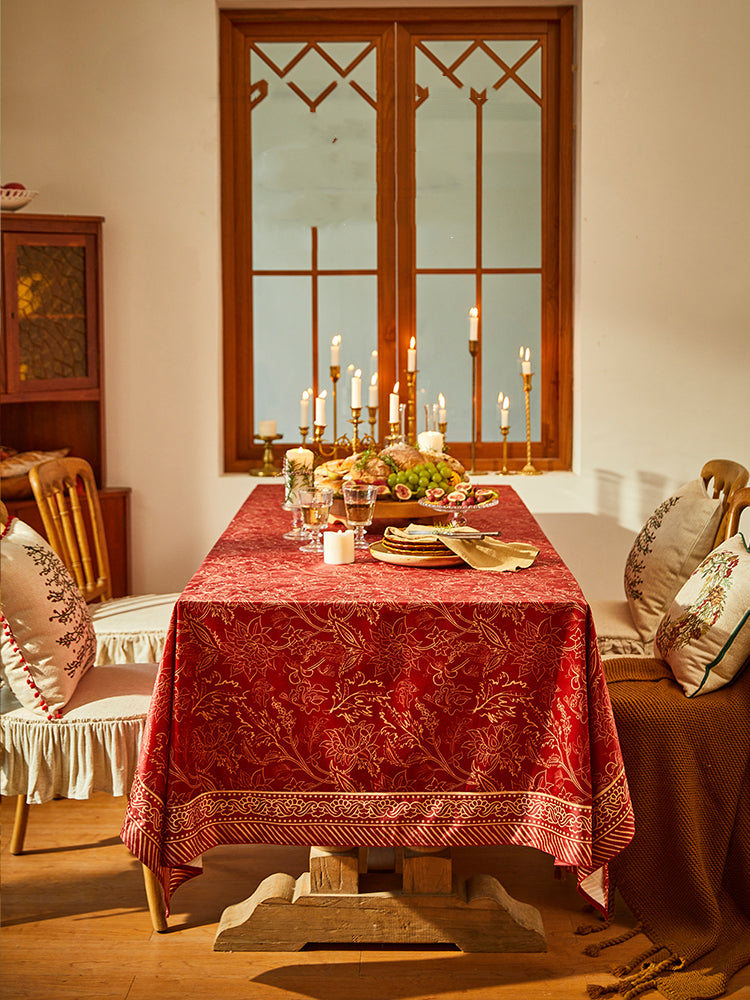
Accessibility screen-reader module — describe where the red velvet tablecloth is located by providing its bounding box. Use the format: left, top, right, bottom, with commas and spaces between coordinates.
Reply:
121, 485, 633, 914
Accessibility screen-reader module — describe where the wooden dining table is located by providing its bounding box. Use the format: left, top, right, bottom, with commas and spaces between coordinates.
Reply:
121, 484, 634, 951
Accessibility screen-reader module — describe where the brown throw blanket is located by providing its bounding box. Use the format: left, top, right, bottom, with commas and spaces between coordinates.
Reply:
585, 657, 750, 1000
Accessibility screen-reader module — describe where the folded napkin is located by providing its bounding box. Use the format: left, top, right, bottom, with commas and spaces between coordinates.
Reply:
389, 524, 539, 572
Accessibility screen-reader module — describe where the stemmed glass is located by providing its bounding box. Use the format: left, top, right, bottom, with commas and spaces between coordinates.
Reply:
281, 454, 313, 541
298, 487, 334, 553
342, 482, 379, 549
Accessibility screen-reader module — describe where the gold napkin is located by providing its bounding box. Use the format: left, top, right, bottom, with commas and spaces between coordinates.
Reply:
389, 524, 539, 572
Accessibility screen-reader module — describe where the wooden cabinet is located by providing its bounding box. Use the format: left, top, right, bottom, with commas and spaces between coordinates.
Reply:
1, 213, 131, 597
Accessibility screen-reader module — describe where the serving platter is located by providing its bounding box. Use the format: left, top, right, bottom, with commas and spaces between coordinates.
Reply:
368, 540, 464, 568
330, 498, 442, 524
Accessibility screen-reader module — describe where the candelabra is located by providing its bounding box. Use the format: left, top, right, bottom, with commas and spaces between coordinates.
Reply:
311, 408, 377, 460
299, 425, 309, 447
521, 372, 542, 475
330, 365, 340, 450
249, 432, 283, 477
499, 426, 511, 475
406, 370, 417, 446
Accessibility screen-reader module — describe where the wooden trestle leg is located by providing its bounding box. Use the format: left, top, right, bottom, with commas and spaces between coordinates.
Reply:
213, 845, 546, 953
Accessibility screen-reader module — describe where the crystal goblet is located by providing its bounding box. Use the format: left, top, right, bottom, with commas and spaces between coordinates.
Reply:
342, 482, 379, 549
281, 453, 313, 541
298, 487, 334, 553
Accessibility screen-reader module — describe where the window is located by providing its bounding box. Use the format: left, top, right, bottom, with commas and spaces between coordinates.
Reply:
220, 7, 574, 471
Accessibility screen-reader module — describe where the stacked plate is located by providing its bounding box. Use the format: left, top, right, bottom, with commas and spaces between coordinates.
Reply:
369, 528, 464, 568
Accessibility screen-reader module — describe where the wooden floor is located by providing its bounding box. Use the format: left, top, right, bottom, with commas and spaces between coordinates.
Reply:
2, 794, 749, 1000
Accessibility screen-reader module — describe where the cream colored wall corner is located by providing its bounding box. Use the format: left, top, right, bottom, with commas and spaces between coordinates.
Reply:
2, 0, 748, 601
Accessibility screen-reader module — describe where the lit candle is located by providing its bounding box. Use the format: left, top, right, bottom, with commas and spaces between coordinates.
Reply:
351, 369, 362, 408
258, 420, 277, 438
389, 382, 400, 424
519, 346, 525, 369
438, 392, 447, 423
300, 390, 310, 427
330, 335, 341, 367
522, 348, 531, 375
407, 336, 416, 372
469, 307, 479, 341
315, 390, 327, 426
369, 373, 378, 407
501, 395, 510, 428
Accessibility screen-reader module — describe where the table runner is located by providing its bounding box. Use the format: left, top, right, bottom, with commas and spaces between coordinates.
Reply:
121, 485, 633, 914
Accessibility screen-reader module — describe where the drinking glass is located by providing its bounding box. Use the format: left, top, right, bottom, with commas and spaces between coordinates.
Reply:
281, 454, 312, 541
342, 482, 379, 549
298, 487, 334, 552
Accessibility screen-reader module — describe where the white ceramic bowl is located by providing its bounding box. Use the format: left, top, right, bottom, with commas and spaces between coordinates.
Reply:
1, 189, 38, 211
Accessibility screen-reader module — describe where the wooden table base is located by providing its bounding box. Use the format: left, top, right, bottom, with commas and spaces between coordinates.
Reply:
213, 846, 546, 953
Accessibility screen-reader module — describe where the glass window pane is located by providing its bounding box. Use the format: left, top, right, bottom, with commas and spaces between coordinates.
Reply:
480, 274, 540, 441
318, 275, 378, 415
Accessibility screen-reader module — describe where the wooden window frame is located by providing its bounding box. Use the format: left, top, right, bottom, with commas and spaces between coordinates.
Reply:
220, 6, 574, 472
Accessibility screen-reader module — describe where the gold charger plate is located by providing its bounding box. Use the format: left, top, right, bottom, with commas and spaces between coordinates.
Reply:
369, 540, 464, 568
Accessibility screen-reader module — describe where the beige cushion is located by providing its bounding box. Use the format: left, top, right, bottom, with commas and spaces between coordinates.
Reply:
1, 517, 95, 718
590, 599, 652, 658
89, 593, 178, 665
1, 661, 158, 803
656, 533, 750, 697
624, 479, 722, 643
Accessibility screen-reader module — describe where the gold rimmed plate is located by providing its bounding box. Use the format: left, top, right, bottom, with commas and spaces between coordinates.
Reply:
369, 540, 464, 568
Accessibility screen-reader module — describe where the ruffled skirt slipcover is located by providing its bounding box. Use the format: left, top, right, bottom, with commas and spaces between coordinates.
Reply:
589, 598, 653, 659
1, 662, 158, 804
89, 594, 179, 665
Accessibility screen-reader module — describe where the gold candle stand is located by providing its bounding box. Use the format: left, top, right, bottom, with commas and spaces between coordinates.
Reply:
521, 372, 542, 475
249, 433, 283, 477
386, 421, 401, 447
500, 426, 511, 475
367, 406, 378, 445
406, 370, 417, 446
330, 365, 340, 450
299, 425, 309, 447
439, 421, 448, 454
468, 341, 489, 475
349, 407, 363, 453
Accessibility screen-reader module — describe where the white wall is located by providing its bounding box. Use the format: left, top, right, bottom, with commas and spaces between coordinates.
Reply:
2, 0, 748, 601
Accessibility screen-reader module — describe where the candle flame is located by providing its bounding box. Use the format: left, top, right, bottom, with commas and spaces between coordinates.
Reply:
470, 307, 478, 318
497, 391, 504, 406
503, 395, 510, 410
354, 368, 361, 378
332, 335, 341, 346
302, 390, 309, 400
320, 389, 327, 399
393, 381, 400, 394
519, 346, 525, 359
438, 392, 445, 407
371, 349, 378, 359
409, 336, 416, 349
525, 348, 530, 362
371, 373, 378, 386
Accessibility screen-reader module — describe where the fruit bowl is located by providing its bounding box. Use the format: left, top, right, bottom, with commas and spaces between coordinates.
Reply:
1, 188, 38, 211
418, 486, 499, 527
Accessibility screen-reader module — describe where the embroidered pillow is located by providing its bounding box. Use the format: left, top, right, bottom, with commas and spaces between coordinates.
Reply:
656, 533, 750, 697
624, 479, 722, 642
0, 517, 95, 719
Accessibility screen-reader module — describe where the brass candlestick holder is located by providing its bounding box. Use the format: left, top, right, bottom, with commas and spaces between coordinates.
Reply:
439, 421, 448, 453
521, 372, 542, 475
330, 365, 340, 450
386, 420, 401, 447
349, 407, 364, 454
249, 433, 283, 477
500, 425, 511, 475
367, 405, 377, 444
467, 341, 489, 475
312, 408, 377, 460
406, 370, 417, 446
299, 425, 309, 447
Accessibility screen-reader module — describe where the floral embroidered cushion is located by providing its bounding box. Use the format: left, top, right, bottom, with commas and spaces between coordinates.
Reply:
624, 479, 722, 642
1, 517, 95, 719
656, 532, 750, 696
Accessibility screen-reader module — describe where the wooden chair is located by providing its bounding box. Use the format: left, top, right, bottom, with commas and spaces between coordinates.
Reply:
29, 457, 179, 666
591, 459, 749, 658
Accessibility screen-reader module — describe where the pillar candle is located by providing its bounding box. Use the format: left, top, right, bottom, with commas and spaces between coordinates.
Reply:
300, 391, 310, 427
469, 308, 479, 341
389, 382, 400, 423
522, 348, 531, 375
501, 396, 510, 427
351, 369, 362, 408
369, 373, 378, 407
258, 420, 277, 438
324, 529, 355, 565
407, 336, 416, 372
315, 391, 327, 426
438, 393, 447, 423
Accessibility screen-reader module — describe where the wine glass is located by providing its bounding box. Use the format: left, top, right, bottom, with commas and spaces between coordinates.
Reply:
281, 454, 313, 541
342, 482, 379, 549
298, 487, 334, 552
